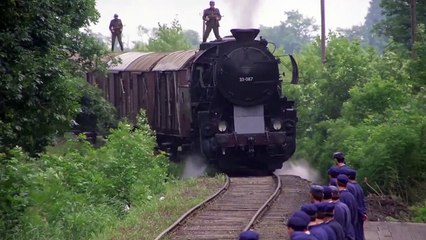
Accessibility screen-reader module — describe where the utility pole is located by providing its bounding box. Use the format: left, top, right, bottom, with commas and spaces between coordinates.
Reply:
321, 0, 326, 64
410, 0, 417, 57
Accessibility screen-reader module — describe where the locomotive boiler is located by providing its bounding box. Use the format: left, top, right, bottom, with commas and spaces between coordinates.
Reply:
87, 28, 298, 175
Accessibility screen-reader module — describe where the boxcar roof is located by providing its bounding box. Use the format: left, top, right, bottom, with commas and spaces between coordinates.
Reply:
125, 52, 169, 72
108, 52, 150, 72
152, 50, 197, 71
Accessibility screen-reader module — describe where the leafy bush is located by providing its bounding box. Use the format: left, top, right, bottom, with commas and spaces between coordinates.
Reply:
1, 111, 170, 239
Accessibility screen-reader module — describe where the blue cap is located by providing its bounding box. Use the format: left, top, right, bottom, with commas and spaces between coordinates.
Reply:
345, 168, 357, 179
337, 174, 349, 185
328, 167, 340, 178
287, 211, 310, 230
239, 230, 259, 240
329, 185, 339, 198
301, 203, 317, 217
316, 202, 327, 213
292, 210, 311, 223
324, 202, 335, 213
323, 186, 332, 199
310, 185, 324, 195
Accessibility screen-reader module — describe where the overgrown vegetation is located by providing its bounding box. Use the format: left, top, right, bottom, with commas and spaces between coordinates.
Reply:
95, 176, 224, 240
1, 113, 170, 239
134, 19, 192, 52
281, 0, 426, 222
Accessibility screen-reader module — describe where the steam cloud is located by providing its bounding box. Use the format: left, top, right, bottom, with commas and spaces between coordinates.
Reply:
223, 0, 261, 28
275, 159, 322, 183
181, 154, 208, 179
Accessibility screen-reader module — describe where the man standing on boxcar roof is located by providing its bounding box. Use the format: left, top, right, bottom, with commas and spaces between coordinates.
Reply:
109, 14, 124, 52
202, 1, 222, 42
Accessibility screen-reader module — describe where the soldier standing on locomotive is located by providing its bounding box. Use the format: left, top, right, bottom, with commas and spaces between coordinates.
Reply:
202, 1, 222, 42
109, 14, 124, 52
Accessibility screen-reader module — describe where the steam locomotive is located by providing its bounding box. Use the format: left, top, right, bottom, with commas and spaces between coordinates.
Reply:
87, 28, 298, 175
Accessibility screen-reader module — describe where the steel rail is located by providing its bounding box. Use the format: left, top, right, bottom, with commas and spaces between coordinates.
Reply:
154, 175, 230, 240
243, 173, 282, 231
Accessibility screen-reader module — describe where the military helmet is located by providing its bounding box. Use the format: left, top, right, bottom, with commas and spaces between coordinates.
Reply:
333, 152, 345, 160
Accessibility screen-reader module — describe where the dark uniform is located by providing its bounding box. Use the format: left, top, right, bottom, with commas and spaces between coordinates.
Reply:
345, 169, 367, 240
287, 211, 319, 240
316, 203, 337, 240
300, 204, 328, 240
337, 174, 361, 239
109, 14, 124, 51
324, 202, 346, 240
324, 186, 355, 240
202, 1, 222, 42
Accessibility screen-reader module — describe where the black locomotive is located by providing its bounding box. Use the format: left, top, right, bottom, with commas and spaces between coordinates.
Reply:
190, 29, 298, 174
87, 28, 298, 175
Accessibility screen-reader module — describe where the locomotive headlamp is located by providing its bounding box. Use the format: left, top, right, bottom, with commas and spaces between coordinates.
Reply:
218, 121, 228, 133
272, 119, 282, 131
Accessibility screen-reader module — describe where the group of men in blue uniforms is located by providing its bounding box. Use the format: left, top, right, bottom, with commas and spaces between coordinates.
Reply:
239, 151, 367, 240
286, 151, 367, 240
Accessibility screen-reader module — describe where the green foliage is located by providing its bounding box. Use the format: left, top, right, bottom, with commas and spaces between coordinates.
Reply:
342, 77, 409, 124
377, 0, 426, 49
74, 81, 118, 135
337, 0, 388, 52
0, 112, 170, 239
0, 148, 36, 237
408, 24, 426, 90
135, 19, 192, 52
288, 35, 376, 139
260, 10, 319, 53
184, 29, 201, 48
292, 31, 426, 202
0, 0, 107, 154
412, 201, 426, 223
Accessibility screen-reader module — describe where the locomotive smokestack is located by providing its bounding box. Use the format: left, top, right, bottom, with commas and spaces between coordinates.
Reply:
230, 28, 260, 42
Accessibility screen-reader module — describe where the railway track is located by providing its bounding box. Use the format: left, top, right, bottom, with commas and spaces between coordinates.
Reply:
252, 175, 312, 239
155, 174, 281, 240
155, 174, 311, 240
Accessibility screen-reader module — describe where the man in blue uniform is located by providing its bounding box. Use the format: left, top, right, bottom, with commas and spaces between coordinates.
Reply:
337, 174, 360, 239
316, 202, 337, 240
202, 1, 222, 42
309, 185, 324, 203
323, 202, 345, 240
326, 186, 355, 240
345, 169, 367, 240
300, 204, 328, 240
328, 167, 340, 186
286, 211, 319, 240
328, 152, 352, 176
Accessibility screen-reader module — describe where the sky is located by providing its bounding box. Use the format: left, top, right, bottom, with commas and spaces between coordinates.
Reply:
90, 0, 372, 47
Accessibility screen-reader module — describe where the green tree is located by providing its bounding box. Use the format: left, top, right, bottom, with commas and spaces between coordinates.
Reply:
135, 19, 192, 52
260, 10, 319, 53
0, 0, 106, 155
184, 29, 201, 48
337, 0, 388, 52
377, 0, 426, 49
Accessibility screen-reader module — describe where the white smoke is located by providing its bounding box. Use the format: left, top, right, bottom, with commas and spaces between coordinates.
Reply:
181, 154, 208, 179
223, 0, 261, 28
274, 159, 322, 183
